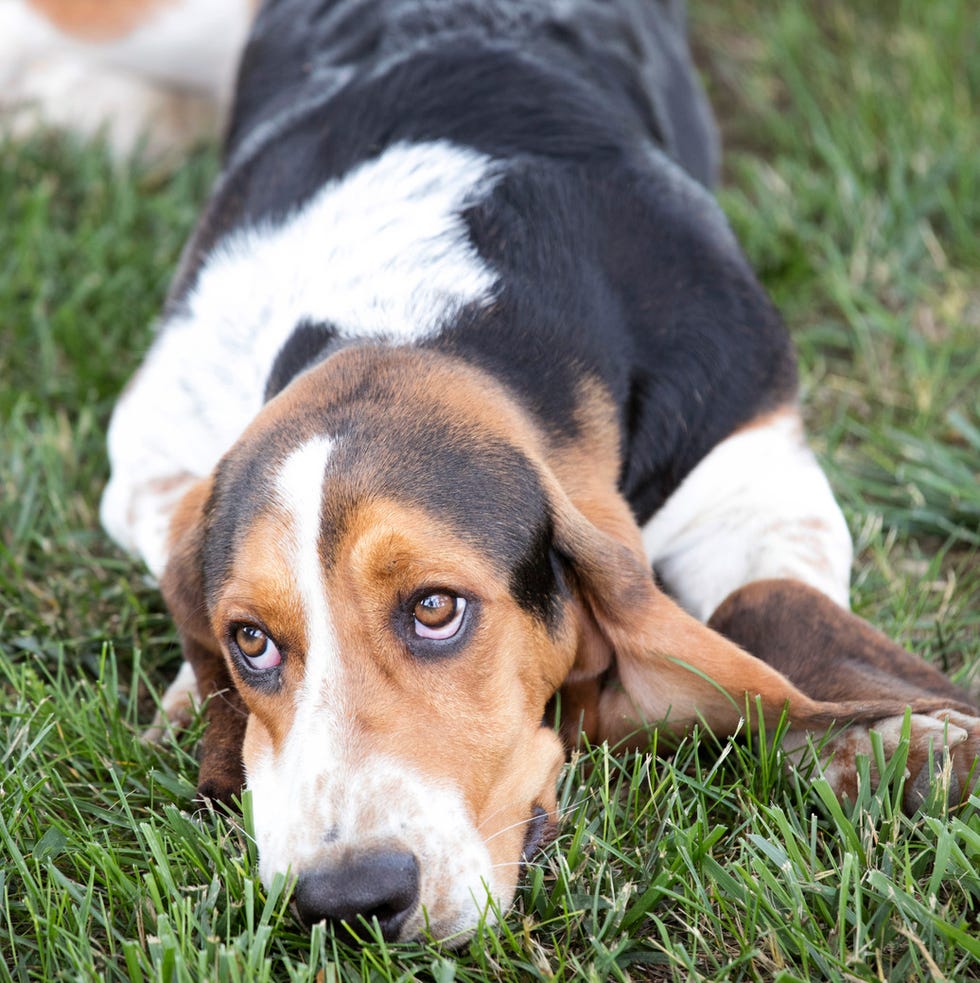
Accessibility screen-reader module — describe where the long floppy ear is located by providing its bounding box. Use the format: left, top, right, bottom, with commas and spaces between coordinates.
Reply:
708, 579, 976, 714
159, 478, 248, 806
549, 491, 955, 748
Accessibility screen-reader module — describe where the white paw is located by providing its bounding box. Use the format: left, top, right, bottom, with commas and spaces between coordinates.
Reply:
142, 660, 200, 743
903, 708, 980, 809
1, 55, 218, 161
787, 708, 980, 811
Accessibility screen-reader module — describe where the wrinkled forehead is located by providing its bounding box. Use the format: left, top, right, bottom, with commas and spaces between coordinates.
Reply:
200, 364, 561, 619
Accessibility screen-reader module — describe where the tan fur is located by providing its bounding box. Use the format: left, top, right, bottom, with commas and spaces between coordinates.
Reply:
170, 350, 900, 794
211, 515, 311, 752
707, 579, 975, 713
28, 0, 173, 40
233, 493, 571, 892
158, 344, 978, 919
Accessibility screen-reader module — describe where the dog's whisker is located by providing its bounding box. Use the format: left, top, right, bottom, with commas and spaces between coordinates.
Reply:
490, 860, 546, 873
476, 795, 572, 834
482, 802, 577, 845
476, 800, 515, 833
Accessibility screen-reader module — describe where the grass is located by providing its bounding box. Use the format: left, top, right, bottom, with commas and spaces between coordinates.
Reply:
1, 0, 978, 979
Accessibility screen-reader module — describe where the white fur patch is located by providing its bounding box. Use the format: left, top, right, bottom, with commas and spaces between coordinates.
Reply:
83, 0, 248, 96
245, 437, 497, 941
248, 748, 497, 941
101, 140, 499, 573
1, 0, 248, 96
642, 410, 853, 621
783, 710, 978, 809
173, 140, 499, 401
0, 0, 246, 157
0, 56, 219, 160
274, 437, 341, 706
141, 659, 200, 743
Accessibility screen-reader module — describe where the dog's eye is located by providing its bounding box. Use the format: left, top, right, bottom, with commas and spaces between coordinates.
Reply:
233, 624, 282, 670
413, 593, 466, 640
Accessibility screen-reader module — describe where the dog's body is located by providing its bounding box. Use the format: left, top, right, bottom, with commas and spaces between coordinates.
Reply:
9, 0, 978, 945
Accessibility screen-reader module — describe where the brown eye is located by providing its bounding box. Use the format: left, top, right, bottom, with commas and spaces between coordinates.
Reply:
413, 593, 466, 640
233, 625, 281, 670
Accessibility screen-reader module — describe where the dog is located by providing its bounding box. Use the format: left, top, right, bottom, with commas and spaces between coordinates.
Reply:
8, 0, 978, 946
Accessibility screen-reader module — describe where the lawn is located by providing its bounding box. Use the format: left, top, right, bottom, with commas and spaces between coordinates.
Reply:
1, 0, 978, 980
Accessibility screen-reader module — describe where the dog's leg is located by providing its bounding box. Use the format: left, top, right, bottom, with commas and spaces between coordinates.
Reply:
709, 579, 979, 809
638, 406, 979, 806
641, 407, 853, 622
552, 476, 959, 749
101, 463, 200, 582
101, 408, 212, 743
101, 316, 256, 581
142, 659, 200, 743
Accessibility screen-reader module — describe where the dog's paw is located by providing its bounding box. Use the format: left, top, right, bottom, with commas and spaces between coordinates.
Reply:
901, 709, 980, 811
1, 54, 219, 163
790, 709, 980, 812
142, 660, 201, 743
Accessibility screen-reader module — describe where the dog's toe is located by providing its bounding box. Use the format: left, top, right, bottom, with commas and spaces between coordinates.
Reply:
862, 710, 980, 812
903, 708, 980, 811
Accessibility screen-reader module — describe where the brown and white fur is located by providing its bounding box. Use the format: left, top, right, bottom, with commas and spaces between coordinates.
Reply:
8, 0, 977, 947
0, 0, 253, 157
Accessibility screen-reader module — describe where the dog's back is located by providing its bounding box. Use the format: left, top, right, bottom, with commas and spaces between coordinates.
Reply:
229, 0, 717, 180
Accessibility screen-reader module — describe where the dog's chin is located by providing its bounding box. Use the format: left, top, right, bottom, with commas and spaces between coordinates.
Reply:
387, 801, 559, 946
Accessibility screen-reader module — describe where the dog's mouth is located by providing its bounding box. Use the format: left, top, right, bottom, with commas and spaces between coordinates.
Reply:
520, 804, 555, 870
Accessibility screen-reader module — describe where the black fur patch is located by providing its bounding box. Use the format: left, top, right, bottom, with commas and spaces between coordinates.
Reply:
169, 0, 718, 303
182, 0, 799, 608
322, 408, 568, 626
508, 519, 568, 628
205, 348, 571, 629
442, 160, 797, 518
265, 320, 342, 401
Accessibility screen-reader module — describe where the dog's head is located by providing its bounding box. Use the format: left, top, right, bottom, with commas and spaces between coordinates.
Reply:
159, 344, 653, 942
160, 343, 834, 941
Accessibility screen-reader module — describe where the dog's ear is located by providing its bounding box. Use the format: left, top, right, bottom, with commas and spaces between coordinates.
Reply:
160, 479, 214, 651
160, 478, 247, 806
549, 490, 899, 746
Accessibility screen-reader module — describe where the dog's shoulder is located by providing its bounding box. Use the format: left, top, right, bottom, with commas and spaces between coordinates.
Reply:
176, 0, 715, 277
448, 155, 798, 517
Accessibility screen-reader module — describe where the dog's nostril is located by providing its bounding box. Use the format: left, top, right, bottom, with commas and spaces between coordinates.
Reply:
293, 848, 420, 942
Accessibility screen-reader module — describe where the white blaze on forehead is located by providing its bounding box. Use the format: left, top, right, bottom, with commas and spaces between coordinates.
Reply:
273, 435, 338, 704
248, 435, 347, 887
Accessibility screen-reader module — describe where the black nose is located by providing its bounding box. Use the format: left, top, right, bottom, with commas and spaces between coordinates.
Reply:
293, 848, 420, 942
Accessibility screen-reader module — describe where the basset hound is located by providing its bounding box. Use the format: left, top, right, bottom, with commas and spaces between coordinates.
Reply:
9, 0, 978, 947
